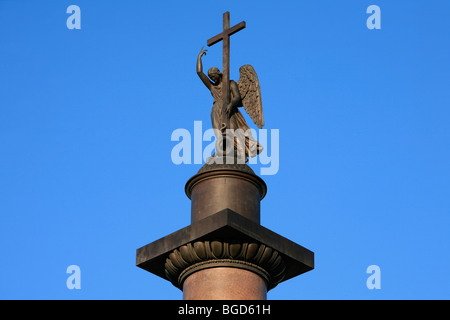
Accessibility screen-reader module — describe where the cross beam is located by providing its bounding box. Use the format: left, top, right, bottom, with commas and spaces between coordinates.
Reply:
207, 12, 246, 129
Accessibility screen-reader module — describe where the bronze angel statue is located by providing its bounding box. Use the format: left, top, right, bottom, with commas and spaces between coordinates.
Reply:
196, 47, 264, 163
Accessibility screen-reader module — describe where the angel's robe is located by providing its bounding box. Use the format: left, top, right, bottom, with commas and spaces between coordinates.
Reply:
210, 80, 263, 159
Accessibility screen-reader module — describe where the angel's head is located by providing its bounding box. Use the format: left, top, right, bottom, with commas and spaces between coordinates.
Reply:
208, 67, 222, 84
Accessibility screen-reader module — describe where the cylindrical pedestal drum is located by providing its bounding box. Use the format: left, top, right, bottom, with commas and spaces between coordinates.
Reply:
182, 163, 269, 300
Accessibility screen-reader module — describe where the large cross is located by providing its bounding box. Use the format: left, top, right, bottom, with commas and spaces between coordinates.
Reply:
207, 12, 246, 129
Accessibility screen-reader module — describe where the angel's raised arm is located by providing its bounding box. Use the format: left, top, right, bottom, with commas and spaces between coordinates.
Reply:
196, 47, 212, 91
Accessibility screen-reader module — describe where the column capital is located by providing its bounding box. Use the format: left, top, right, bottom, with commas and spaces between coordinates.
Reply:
165, 241, 286, 290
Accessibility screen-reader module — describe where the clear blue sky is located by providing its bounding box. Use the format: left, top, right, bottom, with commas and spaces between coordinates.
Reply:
1, 0, 449, 299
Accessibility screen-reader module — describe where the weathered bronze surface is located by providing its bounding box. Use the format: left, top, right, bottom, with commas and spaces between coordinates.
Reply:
197, 12, 264, 163
206, 12, 246, 131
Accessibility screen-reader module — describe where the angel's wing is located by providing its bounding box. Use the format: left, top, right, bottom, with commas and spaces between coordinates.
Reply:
236, 65, 264, 129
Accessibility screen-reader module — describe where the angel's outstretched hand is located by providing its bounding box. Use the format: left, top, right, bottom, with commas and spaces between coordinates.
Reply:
199, 46, 208, 58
